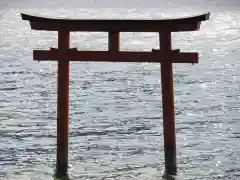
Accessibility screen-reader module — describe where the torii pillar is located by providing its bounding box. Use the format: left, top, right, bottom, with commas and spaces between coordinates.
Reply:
21, 12, 210, 177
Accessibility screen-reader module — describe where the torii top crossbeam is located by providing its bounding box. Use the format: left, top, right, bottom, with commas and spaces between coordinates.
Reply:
21, 13, 210, 32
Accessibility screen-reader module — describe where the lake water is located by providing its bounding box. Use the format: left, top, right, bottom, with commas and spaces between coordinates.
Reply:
0, 1, 240, 180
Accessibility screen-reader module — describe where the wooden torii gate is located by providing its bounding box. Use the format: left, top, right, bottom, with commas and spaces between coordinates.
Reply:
21, 12, 210, 177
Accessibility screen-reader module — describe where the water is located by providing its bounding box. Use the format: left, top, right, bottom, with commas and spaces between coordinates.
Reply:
0, 1, 240, 180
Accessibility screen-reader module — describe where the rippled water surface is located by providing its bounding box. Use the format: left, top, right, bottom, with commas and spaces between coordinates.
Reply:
0, 3, 240, 180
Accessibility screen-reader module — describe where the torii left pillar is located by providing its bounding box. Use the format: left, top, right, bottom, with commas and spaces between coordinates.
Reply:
56, 29, 70, 176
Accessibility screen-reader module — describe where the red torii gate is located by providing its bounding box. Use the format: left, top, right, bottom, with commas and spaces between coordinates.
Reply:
21, 12, 210, 177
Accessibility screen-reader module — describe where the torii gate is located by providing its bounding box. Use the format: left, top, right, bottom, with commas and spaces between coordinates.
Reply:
21, 12, 210, 177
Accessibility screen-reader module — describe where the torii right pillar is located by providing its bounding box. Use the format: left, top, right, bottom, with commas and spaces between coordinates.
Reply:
157, 17, 210, 174
160, 31, 177, 174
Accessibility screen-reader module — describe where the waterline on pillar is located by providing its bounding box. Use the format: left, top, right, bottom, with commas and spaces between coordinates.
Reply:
54, 170, 71, 180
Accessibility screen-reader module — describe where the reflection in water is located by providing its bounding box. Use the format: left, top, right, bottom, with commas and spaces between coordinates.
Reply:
53, 172, 176, 180
162, 173, 176, 180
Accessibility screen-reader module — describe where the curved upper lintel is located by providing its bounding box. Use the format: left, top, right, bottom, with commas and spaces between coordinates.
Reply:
21, 12, 210, 32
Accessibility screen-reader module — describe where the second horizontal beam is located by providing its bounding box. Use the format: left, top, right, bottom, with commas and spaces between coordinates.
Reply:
33, 50, 198, 63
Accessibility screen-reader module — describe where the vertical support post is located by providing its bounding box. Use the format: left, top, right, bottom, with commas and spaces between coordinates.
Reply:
56, 29, 70, 177
108, 31, 120, 52
159, 31, 177, 175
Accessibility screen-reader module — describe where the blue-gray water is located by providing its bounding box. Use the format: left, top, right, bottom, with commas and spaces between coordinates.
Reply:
0, 1, 240, 180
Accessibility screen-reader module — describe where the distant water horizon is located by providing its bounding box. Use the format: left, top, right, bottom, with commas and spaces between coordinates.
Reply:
0, 0, 240, 10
